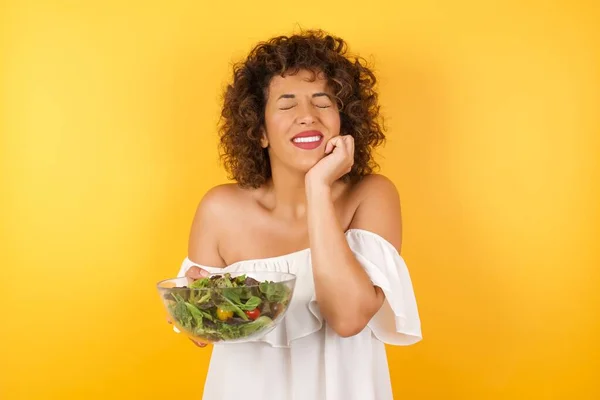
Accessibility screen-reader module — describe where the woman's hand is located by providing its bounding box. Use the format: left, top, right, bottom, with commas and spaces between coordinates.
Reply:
185, 265, 210, 282
166, 265, 210, 348
305, 135, 355, 188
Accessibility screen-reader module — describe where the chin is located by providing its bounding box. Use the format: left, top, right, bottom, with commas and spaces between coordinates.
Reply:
295, 155, 323, 173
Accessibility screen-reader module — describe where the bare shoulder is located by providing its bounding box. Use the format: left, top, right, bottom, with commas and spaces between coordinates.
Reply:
352, 174, 400, 200
348, 174, 402, 251
197, 183, 247, 211
188, 183, 248, 267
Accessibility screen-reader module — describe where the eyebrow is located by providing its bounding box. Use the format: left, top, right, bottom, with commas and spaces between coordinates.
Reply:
277, 92, 331, 100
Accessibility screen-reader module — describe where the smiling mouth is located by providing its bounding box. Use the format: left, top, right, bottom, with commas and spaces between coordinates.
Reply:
292, 135, 322, 144
291, 133, 324, 150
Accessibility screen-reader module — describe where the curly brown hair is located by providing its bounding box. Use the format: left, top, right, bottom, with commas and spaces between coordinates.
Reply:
218, 29, 386, 188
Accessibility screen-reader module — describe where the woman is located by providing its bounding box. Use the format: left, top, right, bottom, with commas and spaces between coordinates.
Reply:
176, 30, 422, 400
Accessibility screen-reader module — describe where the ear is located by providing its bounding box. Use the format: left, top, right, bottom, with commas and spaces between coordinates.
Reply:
260, 128, 269, 148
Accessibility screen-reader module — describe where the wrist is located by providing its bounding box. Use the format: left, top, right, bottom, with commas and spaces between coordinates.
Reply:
305, 170, 331, 188
305, 177, 332, 200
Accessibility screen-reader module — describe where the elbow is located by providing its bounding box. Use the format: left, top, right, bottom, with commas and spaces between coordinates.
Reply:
324, 288, 385, 338
329, 317, 369, 338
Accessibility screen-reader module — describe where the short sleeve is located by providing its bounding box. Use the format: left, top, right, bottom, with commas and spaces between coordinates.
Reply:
346, 229, 422, 346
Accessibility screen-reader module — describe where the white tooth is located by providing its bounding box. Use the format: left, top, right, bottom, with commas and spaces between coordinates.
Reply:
294, 136, 321, 143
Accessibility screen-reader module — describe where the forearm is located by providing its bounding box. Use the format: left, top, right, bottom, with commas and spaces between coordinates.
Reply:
306, 182, 383, 337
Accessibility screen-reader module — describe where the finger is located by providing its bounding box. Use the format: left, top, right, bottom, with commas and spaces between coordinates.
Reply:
325, 138, 336, 154
347, 140, 355, 167
186, 266, 209, 280
337, 135, 351, 153
344, 135, 355, 154
190, 338, 208, 348
337, 135, 351, 151
326, 136, 343, 154
340, 136, 354, 173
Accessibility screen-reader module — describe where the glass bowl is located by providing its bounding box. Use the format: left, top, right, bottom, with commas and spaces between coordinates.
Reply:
157, 271, 296, 344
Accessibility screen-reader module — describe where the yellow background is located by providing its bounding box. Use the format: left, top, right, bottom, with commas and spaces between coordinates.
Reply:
1, 0, 599, 399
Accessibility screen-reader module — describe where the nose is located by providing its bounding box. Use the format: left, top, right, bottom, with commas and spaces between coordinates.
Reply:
295, 102, 316, 126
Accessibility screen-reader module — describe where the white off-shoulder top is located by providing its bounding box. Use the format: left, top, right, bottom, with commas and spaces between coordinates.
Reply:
177, 229, 422, 400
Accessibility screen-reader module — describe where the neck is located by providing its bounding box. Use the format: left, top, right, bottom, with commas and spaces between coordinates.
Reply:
265, 165, 309, 220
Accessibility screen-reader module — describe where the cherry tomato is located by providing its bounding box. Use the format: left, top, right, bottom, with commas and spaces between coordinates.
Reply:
216, 307, 233, 321
245, 308, 261, 320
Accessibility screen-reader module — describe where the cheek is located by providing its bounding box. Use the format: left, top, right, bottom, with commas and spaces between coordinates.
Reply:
264, 115, 289, 141
324, 112, 341, 133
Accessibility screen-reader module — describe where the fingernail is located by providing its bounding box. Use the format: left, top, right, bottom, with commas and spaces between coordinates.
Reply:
190, 267, 203, 279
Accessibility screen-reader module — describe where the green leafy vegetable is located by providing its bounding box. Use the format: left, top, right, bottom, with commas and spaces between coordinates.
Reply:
190, 278, 210, 289
259, 281, 290, 302
185, 302, 204, 326
169, 293, 192, 330
239, 296, 262, 311
240, 316, 273, 336
221, 295, 249, 321
166, 274, 291, 342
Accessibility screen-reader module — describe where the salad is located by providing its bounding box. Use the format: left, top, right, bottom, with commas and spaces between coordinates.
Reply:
164, 273, 293, 342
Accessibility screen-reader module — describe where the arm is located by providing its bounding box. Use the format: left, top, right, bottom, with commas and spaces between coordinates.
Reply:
188, 185, 229, 269
307, 175, 401, 337
180, 186, 230, 347
306, 138, 402, 337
